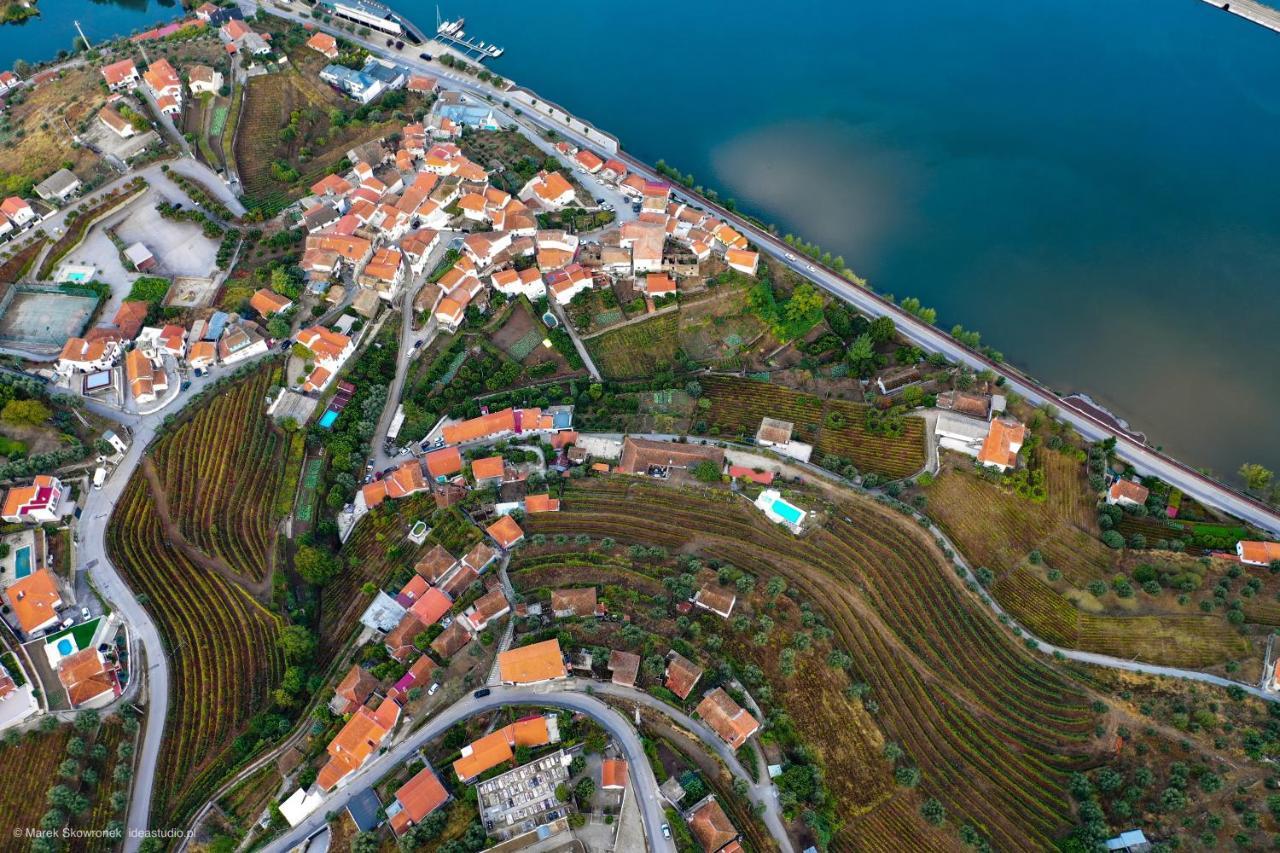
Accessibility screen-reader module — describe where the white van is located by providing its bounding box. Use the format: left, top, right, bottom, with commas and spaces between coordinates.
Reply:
92, 467, 107, 490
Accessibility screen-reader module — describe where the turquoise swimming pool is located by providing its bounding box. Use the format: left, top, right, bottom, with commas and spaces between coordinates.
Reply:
13, 545, 31, 579
65, 271, 89, 283
770, 497, 804, 526
318, 409, 338, 429
56, 638, 73, 656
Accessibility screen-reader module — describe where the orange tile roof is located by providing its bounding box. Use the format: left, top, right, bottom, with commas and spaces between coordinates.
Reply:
1240, 541, 1280, 565
297, 326, 351, 361
551, 587, 596, 616
486, 515, 524, 549
431, 619, 471, 658
442, 407, 523, 444
390, 765, 449, 834
317, 699, 400, 790
465, 586, 510, 629
102, 58, 137, 87
1108, 479, 1150, 505
601, 758, 627, 789
696, 688, 759, 749
305, 32, 338, 56
408, 587, 453, 627
435, 296, 465, 324
470, 456, 505, 482
645, 273, 676, 295
688, 797, 738, 853
533, 171, 574, 204
693, 584, 736, 617
452, 715, 553, 781
414, 545, 458, 582
361, 479, 387, 509
524, 493, 560, 513
384, 614, 426, 661
385, 460, 426, 498
498, 639, 566, 684
399, 574, 430, 602
58, 649, 118, 707
6, 568, 62, 633
188, 340, 216, 366
335, 664, 380, 708
977, 419, 1027, 469
363, 247, 403, 282
724, 249, 759, 274
575, 149, 604, 171
425, 446, 463, 479
461, 541, 497, 572
665, 652, 703, 700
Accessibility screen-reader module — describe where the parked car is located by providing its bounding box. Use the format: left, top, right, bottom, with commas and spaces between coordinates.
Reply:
60, 617, 74, 630
80, 608, 91, 621
386, 38, 394, 46
428, 683, 440, 696
474, 688, 491, 699
419, 52, 433, 61
395, 40, 404, 49
413, 339, 425, 349
594, 197, 604, 205
661, 825, 671, 839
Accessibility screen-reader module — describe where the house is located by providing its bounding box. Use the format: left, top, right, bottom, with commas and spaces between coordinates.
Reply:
250, 288, 293, 317
98, 106, 136, 138
439, 563, 479, 598
58, 337, 121, 375
217, 321, 269, 366
320, 63, 386, 105
1, 196, 34, 228
520, 170, 576, 209
575, 149, 604, 173
441, 406, 569, 445
143, 58, 182, 112
388, 765, 450, 835
187, 64, 222, 96
617, 437, 724, 477
714, 245, 757, 275
102, 58, 140, 90
425, 446, 463, 481
408, 587, 453, 628
431, 619, 471, 658
1107, 479, 1150, 508
461, 586, 510, 632
305, 31, 340, 60
221, 19, 271, 55
486, 514, 525, 550
665, 652, 704, 700
34, 169, 82, 203
187, 341, 216, 370
0, 70, 21, 94
608, 650, 640, 687
934, 412, 991, 460
551, 587, 597, 618
414, 544, 459, 583
2, 475, 64, 524
4, 568, 63, 634
453, 714, 560, 782
297, 326, 354, 372
124, 242, 156, 271
125, 348, 169, 405
407, 74, 438, 94
1238, 541, 1280, 568
470, 455, 505, 487
490, 267, 545, 300
316, 698, 401, 790
497, 639, 567, 686
685, 796, 739, 853
360, 247, 404, 298
601, 159, 627, 181
692, 583, 736, 619
755, 418, 793, 447
545, 264, 593, 305
696, 688, 760, 749
462, 230, 513, 269
331, 664, 380, 715
388, 653, 438, 705
618, 219, 666, 273
384, 614, 426, 662
1103, 829, 1151, 853
729, 466, 775, 486
977, 418, 1027, 472
156, 324, 186, 358
461, 541, 497, 573
601, 758, 627, 791
642, 273, 677, 297
58, 648, 120, 709
524, 493, 560, 513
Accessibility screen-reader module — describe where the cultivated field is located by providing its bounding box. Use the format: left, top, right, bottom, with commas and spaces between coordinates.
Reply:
107, 370, 292, 826
527, 477, 1100, 851
701, 375, 926, 479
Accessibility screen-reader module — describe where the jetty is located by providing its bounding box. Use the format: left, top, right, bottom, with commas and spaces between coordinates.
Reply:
1202, 0, 1280, 34
433, 9, 503, 60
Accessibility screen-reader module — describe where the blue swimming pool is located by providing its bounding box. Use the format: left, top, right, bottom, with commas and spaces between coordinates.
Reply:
56, 638, 73, 656
318, 409, 338, 429
65, 271, 89, 283
770, 498, 804, 526
13, 546, 31, 579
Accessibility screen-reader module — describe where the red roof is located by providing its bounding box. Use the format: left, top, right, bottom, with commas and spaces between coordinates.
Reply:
390, 765, 449, 834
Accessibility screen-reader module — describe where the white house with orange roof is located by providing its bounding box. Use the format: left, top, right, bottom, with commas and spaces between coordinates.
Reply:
725, 249, 760, 276
359, 246, 405, 298
434, 296, 467, 332
297, 326, 355, 373
102, 58, 139, 91
1106, 479, 1150, 508
490, 267, 545, 300
574, 149, 604, 174
1238, 541, 1280, 568
519, 170, 576, 209
977, 419, 1026, 472
187, 64, 222, 96
1, 196, 34, 229
1, 475, 63, 524
305, 31, 339, 60
57, 337, 122, 375
143, 58, 182, 114
462, 231, 513, 269
545, 264, 594, 305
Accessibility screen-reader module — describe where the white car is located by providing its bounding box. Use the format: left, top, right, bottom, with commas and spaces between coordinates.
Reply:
81, 608, 91, 621
785, 252, 796, 261
807, 264, 816, 272
428, 682, 440, 696
661, 824, 671, 839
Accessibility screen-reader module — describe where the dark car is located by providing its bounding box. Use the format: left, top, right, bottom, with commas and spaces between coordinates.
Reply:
419, 52, 433, 61
395, 40, 404, 49
386, 38, 394, 46
473, 688, 491, 699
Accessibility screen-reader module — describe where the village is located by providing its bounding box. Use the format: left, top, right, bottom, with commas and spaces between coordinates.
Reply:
0, 2, 1278, 852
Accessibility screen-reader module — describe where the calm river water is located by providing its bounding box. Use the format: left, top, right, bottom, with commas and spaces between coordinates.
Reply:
4, 0, 1279, 479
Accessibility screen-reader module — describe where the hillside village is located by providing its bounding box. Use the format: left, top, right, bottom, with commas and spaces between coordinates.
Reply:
0, 3, 1279, 853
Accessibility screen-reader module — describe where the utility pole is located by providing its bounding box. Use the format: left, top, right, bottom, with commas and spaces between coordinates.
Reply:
74, 19, 91, 52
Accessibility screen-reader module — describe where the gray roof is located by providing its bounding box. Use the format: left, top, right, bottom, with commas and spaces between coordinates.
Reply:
35, 168, 81, 199
360, 591, 406, 633
934, 412, 989, 442
345, 788, 382, 832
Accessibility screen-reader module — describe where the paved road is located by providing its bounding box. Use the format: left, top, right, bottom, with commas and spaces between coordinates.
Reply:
260, 684, 676, 853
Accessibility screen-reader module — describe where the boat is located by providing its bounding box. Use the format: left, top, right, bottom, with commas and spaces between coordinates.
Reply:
487, 46, 503, 57
437, 18, 464, 35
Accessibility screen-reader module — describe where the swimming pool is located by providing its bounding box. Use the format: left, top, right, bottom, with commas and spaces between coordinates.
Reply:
770, 498, 804, 526
56, 638, 73, 656
65, 271, 89, 282
13, 545, 31, 579
318, 409, 338, 429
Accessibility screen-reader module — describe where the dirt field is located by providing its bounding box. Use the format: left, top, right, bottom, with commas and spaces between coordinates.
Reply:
0, 65, 105, 190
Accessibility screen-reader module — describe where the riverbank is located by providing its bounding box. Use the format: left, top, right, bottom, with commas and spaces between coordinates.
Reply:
0, 1, 37, 26
1201, 0, 1280, 32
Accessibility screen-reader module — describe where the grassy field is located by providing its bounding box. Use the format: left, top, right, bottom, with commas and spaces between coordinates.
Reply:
924, 454, 1256, 670
585, 311, 680, 379
701, 375, 926, 479
526, 477, 1101, 851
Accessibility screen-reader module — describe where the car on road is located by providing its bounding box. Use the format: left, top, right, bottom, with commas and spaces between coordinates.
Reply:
60, 617, 74, 630
474, 688, 491, 698
386, 38, 394, 47
661, 824, 671, 839
419, 52, 433, 61
413, 338, 425, 349
395, 41, 404, 50
785, 252, 796, 261
807, 264, 816, 271
81, 607, 91, 621
602, 202, 613, 210
595, 177, 605, 185
595, 197, 604, 204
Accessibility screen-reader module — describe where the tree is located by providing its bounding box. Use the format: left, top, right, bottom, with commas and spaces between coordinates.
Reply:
74, 710, 100, 733
1, 399, 51, 426
786, 282, 824, 321
295, 544, 341, 586
920, 797, 946, 826
894, 766, 921, 787
277, 625, 317, 662
689, 460, 721, 483
868, 316, 896, 345
1240, 463, 1274, 495
845, 334, 876, 376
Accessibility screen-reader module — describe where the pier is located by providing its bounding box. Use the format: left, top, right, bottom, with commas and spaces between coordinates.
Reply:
433, 10, 503, 61
1202, 0, 1280, 34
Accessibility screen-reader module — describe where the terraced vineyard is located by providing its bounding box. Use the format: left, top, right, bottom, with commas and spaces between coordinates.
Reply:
584, 311, 679, 379
702, 375, 926, 478
527, 478, 1099, 850
993, 568, 1249, 666
149, 363, 292, 584
0, 725, 71, 835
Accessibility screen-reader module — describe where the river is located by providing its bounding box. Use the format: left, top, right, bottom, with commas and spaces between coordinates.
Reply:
3, 0, 1278, 481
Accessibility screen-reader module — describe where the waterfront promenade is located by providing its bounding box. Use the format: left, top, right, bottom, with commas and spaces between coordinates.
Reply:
1201, 0, 1280, 33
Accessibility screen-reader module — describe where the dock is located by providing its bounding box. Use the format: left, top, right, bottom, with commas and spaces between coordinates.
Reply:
433, 30, 503, 61
1201, 0, 1280, 34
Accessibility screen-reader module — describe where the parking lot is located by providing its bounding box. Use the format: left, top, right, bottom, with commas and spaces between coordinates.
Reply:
112, 191, 220, 276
